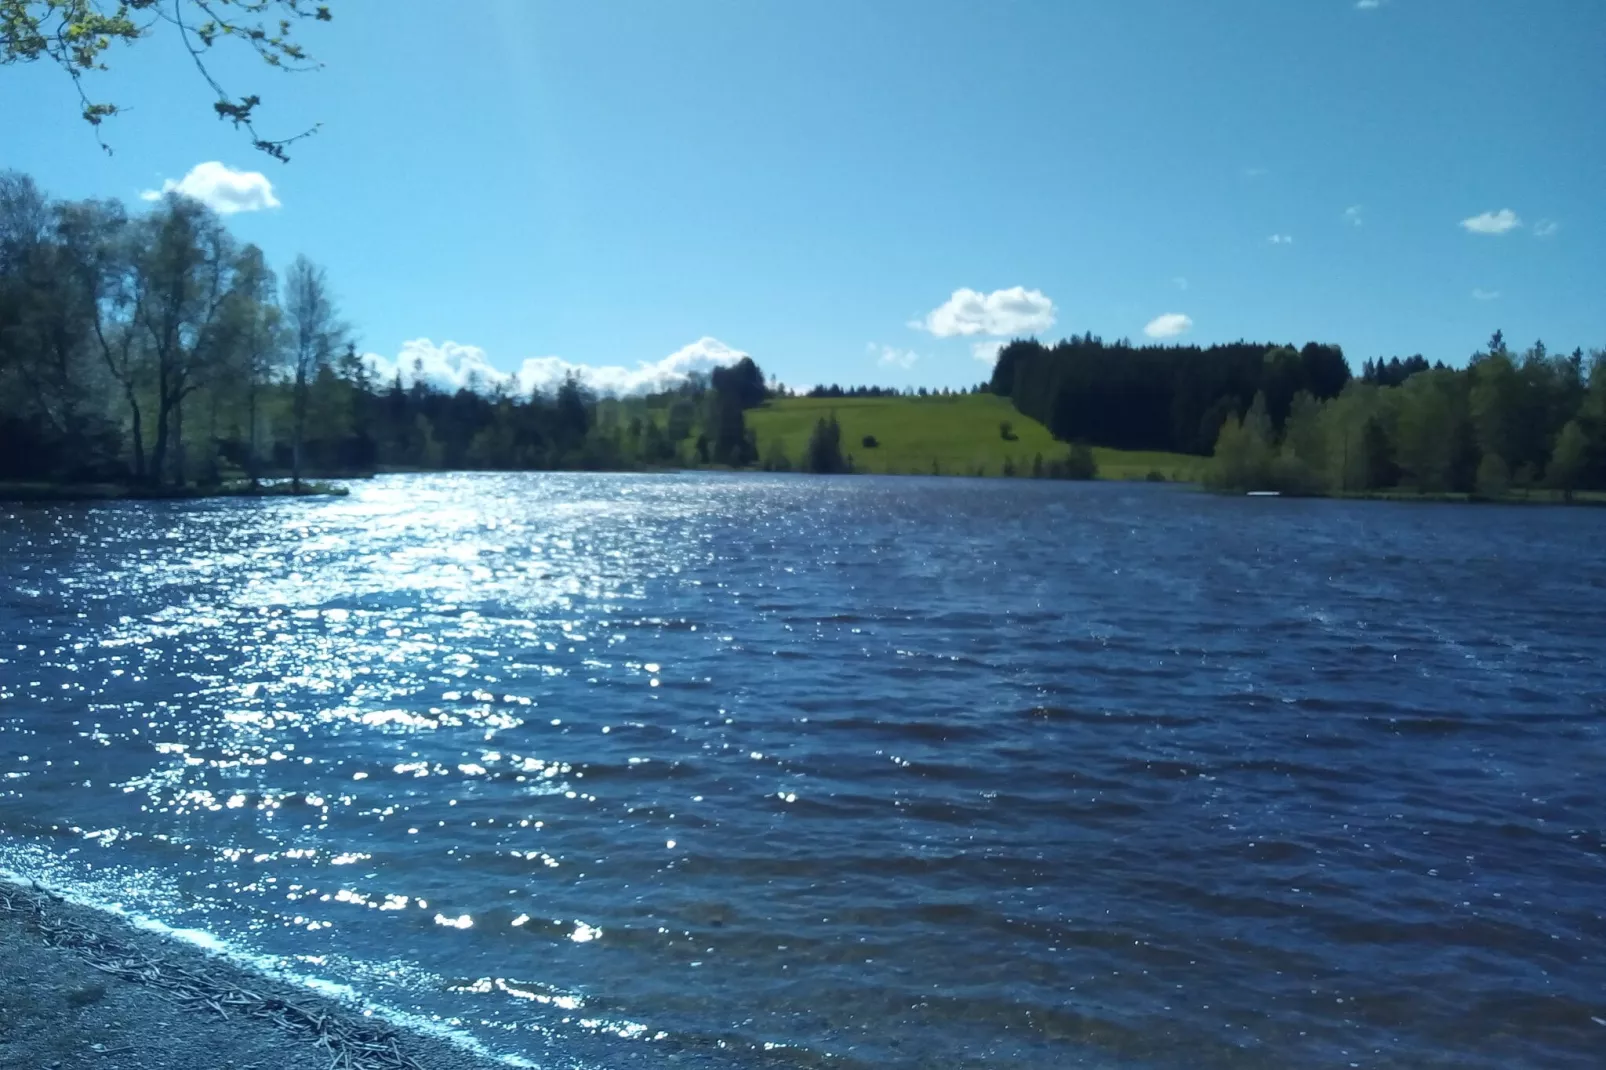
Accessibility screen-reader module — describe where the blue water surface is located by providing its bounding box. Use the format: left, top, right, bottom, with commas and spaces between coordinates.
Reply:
1, 473, 1602, 1069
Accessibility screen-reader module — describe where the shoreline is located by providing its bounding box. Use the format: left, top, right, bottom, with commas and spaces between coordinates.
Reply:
0, 480, 351, 503
1212, 486, 1606, 506
0, 878, 506, 1070
12, 470, 1601, 508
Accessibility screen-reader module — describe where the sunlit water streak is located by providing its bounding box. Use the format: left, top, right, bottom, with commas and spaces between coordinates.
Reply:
2, 472, 1604, 1069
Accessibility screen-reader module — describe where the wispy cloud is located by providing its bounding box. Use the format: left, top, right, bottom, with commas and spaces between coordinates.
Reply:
1173, 276, 1190, 291
1268, 234, 1295, 245
365, 336, 748, 396
1533, 219, 1559, 238
1345, 205, 1364, 227
1472, 289, 1501, 302
1243, 166, 1268, 179
140, 161, 280, 214
910, 286, 1056, 338
1355, 0, 1383, 10
1143, 313, 1194, 340
1460, 209, 1521, 235
869, 343, 920, 369
971, 340, 1006, 365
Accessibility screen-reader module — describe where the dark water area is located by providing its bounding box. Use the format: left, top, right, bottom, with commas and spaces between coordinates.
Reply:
1, 473, 1603, 1069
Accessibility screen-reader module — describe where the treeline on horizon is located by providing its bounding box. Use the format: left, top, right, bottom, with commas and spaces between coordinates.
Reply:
0, 169, 797, 486
1207, 332, 1606, 498
803, 383, 986, 399
988, 335, 1354, 454
986, 331, 1606, 497
0, 168, 1104, 488
8, 164, 1602, 497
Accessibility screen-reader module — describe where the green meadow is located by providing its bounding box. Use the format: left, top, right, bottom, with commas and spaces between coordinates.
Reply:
745, 394, 1205, 481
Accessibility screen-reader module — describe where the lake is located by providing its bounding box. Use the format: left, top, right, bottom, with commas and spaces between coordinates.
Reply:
1, 473, 1602, 1069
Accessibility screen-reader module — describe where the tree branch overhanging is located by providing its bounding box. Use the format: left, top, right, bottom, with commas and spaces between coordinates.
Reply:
0, 0, 331, 160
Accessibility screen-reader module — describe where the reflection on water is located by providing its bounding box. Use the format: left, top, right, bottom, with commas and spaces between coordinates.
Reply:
1, 473, 1604, 1069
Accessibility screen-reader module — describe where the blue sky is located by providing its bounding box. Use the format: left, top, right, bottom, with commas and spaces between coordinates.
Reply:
3, 0, 1602, 392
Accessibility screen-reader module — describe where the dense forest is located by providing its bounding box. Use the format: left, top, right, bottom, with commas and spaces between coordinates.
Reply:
0, 170, 782, 488
988, 335, 1353, 454
987, 331, 1606, 498
1207, 333, 1606, 498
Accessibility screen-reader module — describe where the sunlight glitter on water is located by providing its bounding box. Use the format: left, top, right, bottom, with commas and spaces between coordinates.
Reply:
3, 473, 1605, 1070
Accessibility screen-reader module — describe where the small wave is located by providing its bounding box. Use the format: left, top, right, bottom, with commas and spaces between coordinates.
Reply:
1022, 705, 1203, 727
0, 865, 541, 1069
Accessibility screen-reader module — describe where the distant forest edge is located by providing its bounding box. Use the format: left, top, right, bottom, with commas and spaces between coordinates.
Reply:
1203, 335, 1606, 501
3, 168, 1602, 501
989, 336, 1352, 455
990, 334, 1606, 500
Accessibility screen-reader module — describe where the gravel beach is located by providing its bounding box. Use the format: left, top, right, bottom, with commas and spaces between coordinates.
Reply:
0, 879, 504, 1070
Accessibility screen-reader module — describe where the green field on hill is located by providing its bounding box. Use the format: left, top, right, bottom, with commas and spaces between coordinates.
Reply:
745, 394, 1205, 480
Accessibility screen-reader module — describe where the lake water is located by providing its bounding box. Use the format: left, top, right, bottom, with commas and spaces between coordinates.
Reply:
1, 473, 1602, 1069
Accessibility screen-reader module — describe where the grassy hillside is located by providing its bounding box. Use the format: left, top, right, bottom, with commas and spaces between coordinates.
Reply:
746, 394, 1205, 480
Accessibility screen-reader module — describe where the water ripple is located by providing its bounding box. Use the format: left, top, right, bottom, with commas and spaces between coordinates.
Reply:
2, 474, 1604, 1070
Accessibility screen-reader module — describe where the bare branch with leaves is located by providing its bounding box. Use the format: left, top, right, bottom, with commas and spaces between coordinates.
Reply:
0, 0, 332, 159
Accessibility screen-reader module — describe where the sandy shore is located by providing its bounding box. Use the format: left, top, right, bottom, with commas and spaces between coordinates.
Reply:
0, 879, 503, 1070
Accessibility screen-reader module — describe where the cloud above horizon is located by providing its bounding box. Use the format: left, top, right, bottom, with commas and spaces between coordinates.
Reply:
1345, 205, 1364, 227
1143, 313, 1194, 340
911, 286, 1056, 339
869, 343, 920, 369
364, 336, 749, 396
140, 162, 280, 214
971, 340, 1006, 365
1460, 209, 1521, 235
1533, 219, 1559, 238
1472, 288, 1501, 302
1268, 234, 1294, 245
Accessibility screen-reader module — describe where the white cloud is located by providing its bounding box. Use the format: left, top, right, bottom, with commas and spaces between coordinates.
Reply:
364, 339, 499, 391
1173, 276, 1190, 291
869, 344, 920, 369
1460, 209, 1521, 235
1472, 288, 1501, 302
1143, 313, 1194, 340
1268, 234, 1294, 245
140, 161, 280, 214
1533, 219, 1559, 238
1356, 0, 1382, 10
910, 286, 1056, 338
1345, 205, 1364, 227
364, 336, 748, 396
971, 340, 1006, 365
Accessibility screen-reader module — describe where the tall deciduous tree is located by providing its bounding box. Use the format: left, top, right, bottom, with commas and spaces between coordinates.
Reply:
220, 243, 279, 486
67, 196, 145, 478
1394, 369, 1467, 492
1547, 421, 1588, 503
131, 194, 236, 486
282, 253, 341, 491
